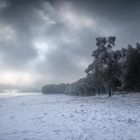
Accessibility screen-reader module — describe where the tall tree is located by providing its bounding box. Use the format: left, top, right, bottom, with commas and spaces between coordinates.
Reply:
85, 37, 107, 95
124, 44, 140, 90
85, 36, 124, 97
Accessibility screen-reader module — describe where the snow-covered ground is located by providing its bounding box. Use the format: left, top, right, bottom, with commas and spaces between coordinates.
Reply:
0, 93, 140, 140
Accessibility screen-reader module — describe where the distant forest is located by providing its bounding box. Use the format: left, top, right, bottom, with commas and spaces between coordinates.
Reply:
42, 36, 140, 97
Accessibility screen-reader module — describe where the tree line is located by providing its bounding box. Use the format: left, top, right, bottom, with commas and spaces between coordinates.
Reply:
42, 36, 140, 96
41, 84, 68, 94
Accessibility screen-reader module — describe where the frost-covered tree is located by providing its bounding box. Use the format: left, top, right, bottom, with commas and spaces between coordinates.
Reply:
85, 36, 124, 97
85, 37, 108, 95
124, 43, 140, 90
64, 76, 96, 96
65, 37, 140, 96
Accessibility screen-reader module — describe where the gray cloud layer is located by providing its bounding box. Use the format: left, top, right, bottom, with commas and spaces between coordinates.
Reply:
0, 0, 140, 87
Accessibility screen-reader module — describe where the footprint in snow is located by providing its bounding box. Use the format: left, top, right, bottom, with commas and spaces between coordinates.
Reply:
21, 102, 25, 106
21, 130, 29, 134
53, 129, 61, 133
10, 116, 15, 119
92, 117, 95, 120
70, 114, 73, 118
37, 117, 42, 120
23, 138, 29, 140
127, 118, 136, 124
44, 113, 48, 115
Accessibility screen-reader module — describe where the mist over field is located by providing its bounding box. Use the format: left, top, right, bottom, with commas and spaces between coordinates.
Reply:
0, 0, 140, 88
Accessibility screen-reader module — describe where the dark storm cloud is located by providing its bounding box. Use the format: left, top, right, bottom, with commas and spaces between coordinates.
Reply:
0, 0, 40, 68
0, 0, 140, 86
72, 0, 140, 46
72, 0, 140, 22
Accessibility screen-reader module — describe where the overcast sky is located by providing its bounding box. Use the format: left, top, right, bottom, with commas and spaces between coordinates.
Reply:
0, 0, 140, 87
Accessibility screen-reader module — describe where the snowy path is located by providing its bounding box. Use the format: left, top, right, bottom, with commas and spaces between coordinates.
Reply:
0, 93, 140, 140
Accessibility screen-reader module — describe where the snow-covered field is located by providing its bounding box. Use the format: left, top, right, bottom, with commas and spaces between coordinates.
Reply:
0, 93, 140, 140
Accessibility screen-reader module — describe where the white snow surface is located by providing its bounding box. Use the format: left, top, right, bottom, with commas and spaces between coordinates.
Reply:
0, 93, 140, 140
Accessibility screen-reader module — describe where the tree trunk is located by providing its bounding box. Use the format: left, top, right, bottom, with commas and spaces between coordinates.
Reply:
84, 88, 86, 96
109, 80, 112, 97
92, 88, 95, 96
98, 88, 100, 96
109, 88, 111, 97
98, 81, 100, 95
